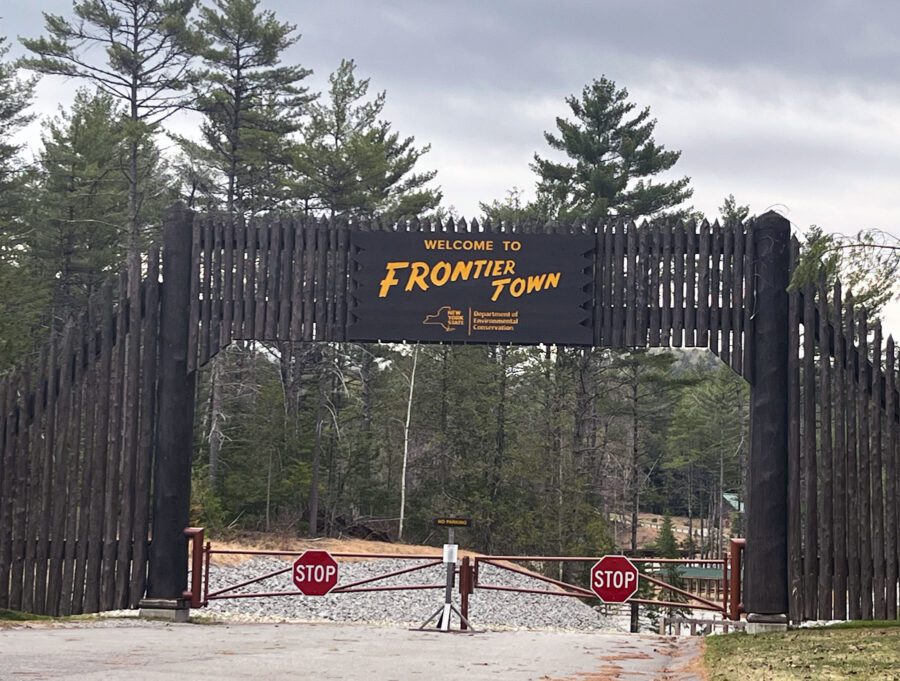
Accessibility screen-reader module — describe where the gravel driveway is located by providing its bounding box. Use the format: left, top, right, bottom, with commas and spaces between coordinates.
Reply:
201, 557, 633, 631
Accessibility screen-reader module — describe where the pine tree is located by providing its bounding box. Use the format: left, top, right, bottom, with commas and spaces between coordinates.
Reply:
292, 58, 441, 221
0, 36, 40, 369
791, 225, 899, 316
533, 76, 692, 222
655, 513, 679, 558
188, 0, 313, 216
719, 194, 751, 225
185, 0, 316, 495
605, 350, 697, 552
0, 37, 35, 226
289, 58, 440, 535
666, 365, 747, 556
21, 0, 201, 246
478, 186, 550, 225
28, 89, 171, 324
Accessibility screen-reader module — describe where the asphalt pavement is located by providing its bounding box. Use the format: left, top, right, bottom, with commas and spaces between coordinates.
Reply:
0, 619, 703, 680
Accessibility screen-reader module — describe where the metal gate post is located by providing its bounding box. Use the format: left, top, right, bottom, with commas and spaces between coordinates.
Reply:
745, 211, 790, 631
730, 538, 745, 621
141, 203, 197, 621
460, 556, 471, 630
183, 527, 205, 609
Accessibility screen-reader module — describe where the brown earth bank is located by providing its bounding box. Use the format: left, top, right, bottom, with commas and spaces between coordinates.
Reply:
611, 512, 738, 553
198, 532, 481, 566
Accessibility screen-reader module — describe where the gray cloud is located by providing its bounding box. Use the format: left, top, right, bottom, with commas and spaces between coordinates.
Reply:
7, 0, 900, 231
284, 0, 900, 93
7, 0, 900, 332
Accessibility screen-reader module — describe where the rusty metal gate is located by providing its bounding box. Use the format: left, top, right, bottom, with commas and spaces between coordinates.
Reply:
183, 529, 746, 631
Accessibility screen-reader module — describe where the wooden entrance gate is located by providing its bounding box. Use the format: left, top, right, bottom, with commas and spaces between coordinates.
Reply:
1, 203, 896, 624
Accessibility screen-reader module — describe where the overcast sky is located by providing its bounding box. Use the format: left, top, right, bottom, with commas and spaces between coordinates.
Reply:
7, 1, 900, 327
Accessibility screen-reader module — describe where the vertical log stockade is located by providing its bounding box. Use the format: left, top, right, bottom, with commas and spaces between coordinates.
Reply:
0, 204, 898, 624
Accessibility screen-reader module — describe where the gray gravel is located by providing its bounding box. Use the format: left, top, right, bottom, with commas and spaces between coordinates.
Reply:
198, 558, 631, 632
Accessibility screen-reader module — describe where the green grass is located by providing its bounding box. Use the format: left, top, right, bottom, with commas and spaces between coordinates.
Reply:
705, 625, 900, 680
0, 608, 222, 625
825, 619, 900, 630
0, 608, 54, 622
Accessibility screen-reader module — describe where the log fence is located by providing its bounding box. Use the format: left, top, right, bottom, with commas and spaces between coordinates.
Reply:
789, 236, 900, 622
0, 206, 897, 622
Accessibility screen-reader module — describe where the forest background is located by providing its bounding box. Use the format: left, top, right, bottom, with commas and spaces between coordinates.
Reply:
1, 0, 891, 562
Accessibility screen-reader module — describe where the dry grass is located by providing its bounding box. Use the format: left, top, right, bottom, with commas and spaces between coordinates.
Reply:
704, 623, 900, 680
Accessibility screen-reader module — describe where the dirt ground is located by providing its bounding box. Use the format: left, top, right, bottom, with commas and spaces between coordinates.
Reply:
199, 533, 481, 566
610, 512, 733, 551
205, 512, 725, 565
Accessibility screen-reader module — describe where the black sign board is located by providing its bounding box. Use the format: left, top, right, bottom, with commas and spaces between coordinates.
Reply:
348, 231, 594, 345
433, 517, 472, 528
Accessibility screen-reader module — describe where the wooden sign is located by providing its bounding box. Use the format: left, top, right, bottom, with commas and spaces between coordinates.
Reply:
348, 231, 595, 345
433, 517, 472, 528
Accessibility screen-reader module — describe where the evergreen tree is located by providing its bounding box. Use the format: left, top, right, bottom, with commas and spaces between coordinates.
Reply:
719, 193, 751, 225
185, 0, 315, 496
169, 138, 219, 210
0, 36, 40, 369
478, 186, 550, 225
292, 58, 441, 221
791, 225, 899, 316
0, 37, 35, 226
21, 0, 201, 246
655, 513, 679, 558
188, 0, 313, 216
606, 349, 697, 551
27, 89, 171, 324
654, 512, 689, 620
533, 76, 692, 222
30, 89, 127, 322
288, 58, 440, 534
666, 364, 747, 556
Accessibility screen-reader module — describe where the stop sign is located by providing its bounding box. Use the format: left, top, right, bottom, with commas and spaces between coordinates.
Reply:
590, 555, 639, 603
292, 550, 339, 596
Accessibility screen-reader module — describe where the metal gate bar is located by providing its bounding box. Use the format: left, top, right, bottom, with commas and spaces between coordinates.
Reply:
471, 554, 730, 617
198, 542, 446, 605
186, 532, 741, 628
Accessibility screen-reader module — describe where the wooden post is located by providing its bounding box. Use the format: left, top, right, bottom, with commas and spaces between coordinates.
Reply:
142, 203, 196, 620
744, 211, 790, 628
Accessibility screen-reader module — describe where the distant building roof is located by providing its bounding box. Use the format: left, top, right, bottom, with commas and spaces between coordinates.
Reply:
649, 565, 726, 580
723, 492, 744, 513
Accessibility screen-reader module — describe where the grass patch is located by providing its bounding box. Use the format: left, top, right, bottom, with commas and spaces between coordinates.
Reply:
825, 619, 900, 630
705, 626, 900, 680
0, 609, 53, 622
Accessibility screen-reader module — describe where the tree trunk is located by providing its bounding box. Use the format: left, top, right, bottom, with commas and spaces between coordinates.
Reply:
265, 449, 273, 532
554, 349, 565, 579
699, 502, 705, 559
486, 346, 508, 553
398, 344, 419, 541
630, 378, 639, 554
324, 351, 344, 536
208, 356, 225, 487
360, 346, 374, 515
719, 437, 726, 556
439, 346, 449, 494
687, 463, 694, 557
308, 355, 327, 537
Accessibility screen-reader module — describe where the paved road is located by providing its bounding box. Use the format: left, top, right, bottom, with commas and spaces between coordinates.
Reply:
0, 620, 703, 680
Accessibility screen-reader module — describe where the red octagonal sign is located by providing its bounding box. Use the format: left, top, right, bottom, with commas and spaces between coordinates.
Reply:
292, 550, 339, 596
591, 555, 639, 604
